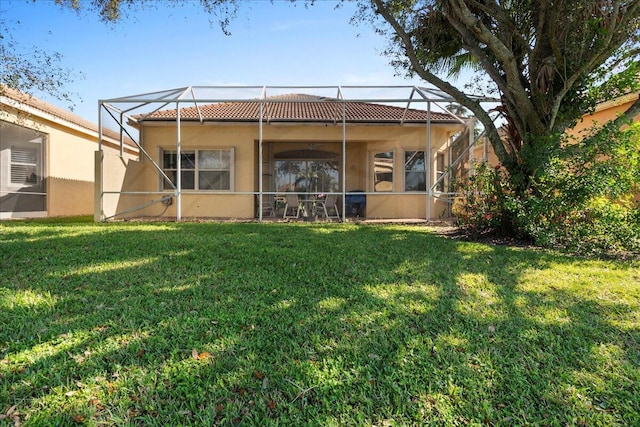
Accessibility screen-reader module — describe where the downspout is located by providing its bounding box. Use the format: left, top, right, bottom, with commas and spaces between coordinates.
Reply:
176, 103, 182, 222
468, 118, 475, 176
342, 99, 347, 222
96, 101, 104, 222
258, 100, 264, 222
119, 112, 124, 158
426, 101, 432, 221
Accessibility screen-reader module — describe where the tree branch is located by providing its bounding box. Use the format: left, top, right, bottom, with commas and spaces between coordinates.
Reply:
372, 0, 513, 167
445, 0, 545, 136
612, 94, 640, 128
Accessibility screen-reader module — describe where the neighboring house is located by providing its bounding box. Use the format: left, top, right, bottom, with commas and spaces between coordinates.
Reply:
569, 91, 640, 136
471, 91, 640, 167
0, 87, 137, 219
97, 87, 479, 221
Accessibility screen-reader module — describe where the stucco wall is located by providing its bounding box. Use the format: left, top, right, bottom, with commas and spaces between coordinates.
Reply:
1, 103, 138, 219
569, 94, 640, 137
46, 124, 100, 216
1, 111, 93, 217
113, 121, 463, 220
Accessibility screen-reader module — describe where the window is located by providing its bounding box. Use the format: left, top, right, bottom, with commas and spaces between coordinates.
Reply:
198, 150, 231, 190
373, 151, 394, 192
404, 150, 427, 191
273, 149, 339, 193
436, 152, 446, 192
11, 146, 40, 186
161, 148, 233, 191
0, 123, 46, 216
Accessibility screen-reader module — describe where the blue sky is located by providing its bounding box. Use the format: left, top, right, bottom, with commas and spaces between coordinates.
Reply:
2, 0, 449, 123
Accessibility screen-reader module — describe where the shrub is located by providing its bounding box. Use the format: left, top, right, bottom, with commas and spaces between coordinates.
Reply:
452, 161, 515, 238
453, 122, 640, 256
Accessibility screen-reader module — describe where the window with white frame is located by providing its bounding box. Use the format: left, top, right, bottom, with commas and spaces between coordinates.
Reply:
0, 122, 46, 216
436, 152, 446, 192
404, 150, 427, 191
10, 145, 41, 186
161, 148, 233, 191
373, 151, 394, 192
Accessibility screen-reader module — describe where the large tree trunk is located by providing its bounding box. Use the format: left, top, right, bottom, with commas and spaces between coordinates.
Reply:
371, 0, 639, 190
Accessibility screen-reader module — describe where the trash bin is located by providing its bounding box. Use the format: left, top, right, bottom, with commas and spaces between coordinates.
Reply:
345, 191, 366, 217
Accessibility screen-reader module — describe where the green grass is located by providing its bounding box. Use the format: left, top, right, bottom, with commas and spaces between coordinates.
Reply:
1, 218, 639, 426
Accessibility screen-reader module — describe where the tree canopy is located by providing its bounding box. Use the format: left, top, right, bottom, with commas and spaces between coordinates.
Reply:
361, 0, 640, 177
0, 0, 240, 103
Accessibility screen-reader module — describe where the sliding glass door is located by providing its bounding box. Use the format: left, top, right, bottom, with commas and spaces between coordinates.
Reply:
273, 149, 339, 194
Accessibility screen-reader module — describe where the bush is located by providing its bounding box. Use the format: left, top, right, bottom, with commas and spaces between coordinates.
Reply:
452, 161, 516, 238
453, 122, 640, 256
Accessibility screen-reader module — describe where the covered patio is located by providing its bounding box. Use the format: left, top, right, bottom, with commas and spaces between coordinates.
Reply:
95, 85, 498, 222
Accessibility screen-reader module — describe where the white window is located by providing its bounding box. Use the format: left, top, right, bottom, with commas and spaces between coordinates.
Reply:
373, 151, 394, 192
161, 148, 234, 191
10, 145, 41, 186
436, 152, 446, 192
0, 121, 47, 217
404, 150, 427, 192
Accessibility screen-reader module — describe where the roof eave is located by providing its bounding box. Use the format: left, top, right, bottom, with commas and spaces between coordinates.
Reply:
136, 118, 461, 126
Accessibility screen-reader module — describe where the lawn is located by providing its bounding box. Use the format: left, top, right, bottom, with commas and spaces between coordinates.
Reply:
1, 218, 639, 426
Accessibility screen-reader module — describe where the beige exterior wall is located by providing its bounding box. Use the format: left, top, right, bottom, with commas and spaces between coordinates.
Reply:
1, 103, 136, 219
569, 93, 640, 137
46, 124, 98, 216
470, 136, 500, 168
109, 121, 465, 220
471, 92, 639, 168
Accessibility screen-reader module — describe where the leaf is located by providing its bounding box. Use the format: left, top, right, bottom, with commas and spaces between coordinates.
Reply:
191, 348, 211, 360
87, 398, 102, 408
72, 414, 85, 423
0, 406, 21, 427
65, 390, 77, 397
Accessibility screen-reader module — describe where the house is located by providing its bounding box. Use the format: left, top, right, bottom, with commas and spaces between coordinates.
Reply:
96, 86, 486, 221
470, 91, 640, 167
569, 91, 640, 136
0, 87, 138, 219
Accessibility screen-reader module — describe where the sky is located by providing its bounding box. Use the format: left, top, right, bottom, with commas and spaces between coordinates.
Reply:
1, 0, 453, 123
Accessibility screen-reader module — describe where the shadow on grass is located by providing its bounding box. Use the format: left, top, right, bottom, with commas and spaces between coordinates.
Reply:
1, 221, 638, 425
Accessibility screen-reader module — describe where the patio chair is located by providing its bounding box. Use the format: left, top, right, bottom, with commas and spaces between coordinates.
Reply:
256, 194, 275, 218
283, 194, 302, 219
315, 194, 340, 220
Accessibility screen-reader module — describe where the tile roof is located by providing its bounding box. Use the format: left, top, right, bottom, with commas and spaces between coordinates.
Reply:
0, 86, 136, 149
137, 94, 458, 124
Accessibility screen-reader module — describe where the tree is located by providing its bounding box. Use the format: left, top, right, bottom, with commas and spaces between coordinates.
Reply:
0, 0, 240, 102
3, 0, 638, 188
0, 14, 80, 105
357, 0, 639, 189
49, 0, 240, 33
